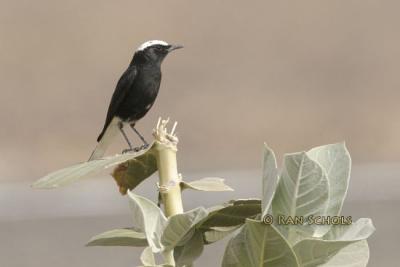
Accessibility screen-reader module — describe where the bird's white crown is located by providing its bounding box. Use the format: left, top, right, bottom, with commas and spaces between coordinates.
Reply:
137, 40, 169, 51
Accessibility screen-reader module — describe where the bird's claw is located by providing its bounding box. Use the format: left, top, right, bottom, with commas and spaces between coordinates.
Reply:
141, 143, 150, 150
121, 147, 140, 154
121, 144, 149, 154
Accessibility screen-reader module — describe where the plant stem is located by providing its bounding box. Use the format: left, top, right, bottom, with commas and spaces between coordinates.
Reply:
153, 118, 184, 266
155, 143, 184, 215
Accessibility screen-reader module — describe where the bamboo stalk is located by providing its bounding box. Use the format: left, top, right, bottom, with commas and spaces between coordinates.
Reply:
153, 118, 184, 266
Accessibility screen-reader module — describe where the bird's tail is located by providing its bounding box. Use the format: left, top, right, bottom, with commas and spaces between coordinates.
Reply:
88, 118, 120, 161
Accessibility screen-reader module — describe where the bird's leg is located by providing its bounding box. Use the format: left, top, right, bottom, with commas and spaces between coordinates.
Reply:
130, 124, 149, 150
118, 122, 135, 154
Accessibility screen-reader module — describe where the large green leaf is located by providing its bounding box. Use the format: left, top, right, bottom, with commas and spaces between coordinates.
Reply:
319, 240, 369, 267
180, 177, 233, 192
112, 147, 158, 194
32, 143, 155, 189
222, 226, 252, 267
203, 226, 240, 244
173, 231, 204, 267
307, 143, 351, 217
128, 191, 167, 253
294, 240, 369, 267
323, 218, 375, 241
161, 200, 260, 251
86, 228, 147, 247
161, 207, 208, 249
272, 152, 330, 242
293, 218, 375, 267
222, 219, 299, 267
198, 199, 261, 229
261, 143, 279, 217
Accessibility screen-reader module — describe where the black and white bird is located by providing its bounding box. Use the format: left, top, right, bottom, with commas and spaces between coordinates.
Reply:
89, 40, 183, 161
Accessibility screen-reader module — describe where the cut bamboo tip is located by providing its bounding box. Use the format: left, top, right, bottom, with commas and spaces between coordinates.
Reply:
153, 117, 179, 148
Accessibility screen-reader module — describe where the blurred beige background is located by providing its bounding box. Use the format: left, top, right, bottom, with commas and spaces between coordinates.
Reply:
0, 0, 399, 266
1, 0, 400, 181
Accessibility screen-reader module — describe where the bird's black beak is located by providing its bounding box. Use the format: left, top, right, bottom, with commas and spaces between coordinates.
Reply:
168, 44, 184, 52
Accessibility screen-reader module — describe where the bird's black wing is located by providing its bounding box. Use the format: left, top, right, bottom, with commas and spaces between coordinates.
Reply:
97, 66, 138, 142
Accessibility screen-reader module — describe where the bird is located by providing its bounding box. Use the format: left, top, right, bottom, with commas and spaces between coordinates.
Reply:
88, 40, 183, 161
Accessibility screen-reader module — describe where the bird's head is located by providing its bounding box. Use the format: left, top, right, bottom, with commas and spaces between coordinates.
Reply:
133, 40, 183, 65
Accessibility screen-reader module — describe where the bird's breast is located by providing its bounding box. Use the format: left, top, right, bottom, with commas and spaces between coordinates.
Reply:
117, 69, 161, 122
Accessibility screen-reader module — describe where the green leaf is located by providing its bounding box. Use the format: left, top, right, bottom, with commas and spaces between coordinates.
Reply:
32, 143, 155, 189
141, 247, 156, 266
203, 226, 240, 244
222, 219, 299, 267
323, 218, 375, 241
261, 143, 279, 217
180, 177, 233, 192
174, 231, 204, 267
128, 191, 167, 253
198, 199, 261, 229
222, 227, 252, 267
86, 228, 147, 247
293, 218, 375, 267
161, 207, 208, 249
294, 240, 369, 267
272, 152, 330, 241
112, 147, 158, 194
319, 240, 369, 267
307, 143, 351, 217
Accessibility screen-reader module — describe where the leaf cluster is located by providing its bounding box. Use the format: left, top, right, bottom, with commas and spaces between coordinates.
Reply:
33, 142, 375, 267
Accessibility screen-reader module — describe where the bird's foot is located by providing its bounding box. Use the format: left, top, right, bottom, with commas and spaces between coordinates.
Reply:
121, 144, 149, 154
121, 147, 140, 154
141, 143, 150, 150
